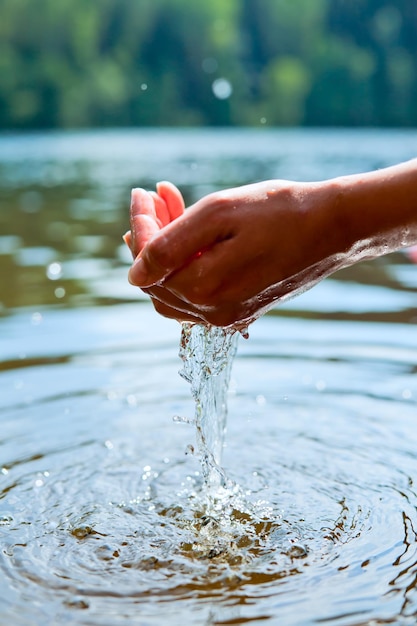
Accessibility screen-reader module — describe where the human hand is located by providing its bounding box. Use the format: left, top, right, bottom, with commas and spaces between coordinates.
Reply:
124, 181, 204, 323
127, 179, 344, 328
127, 160, 417, 328
124, 181, 184, 255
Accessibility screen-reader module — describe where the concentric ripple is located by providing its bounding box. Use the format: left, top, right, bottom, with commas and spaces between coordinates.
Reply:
1, 305, 417, 625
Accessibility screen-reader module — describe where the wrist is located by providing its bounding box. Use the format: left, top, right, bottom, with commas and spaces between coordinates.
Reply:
324, 160, 417, 264
299, 179, 352, 268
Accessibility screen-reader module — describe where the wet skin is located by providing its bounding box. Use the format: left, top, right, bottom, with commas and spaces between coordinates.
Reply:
126, 159, 417, 328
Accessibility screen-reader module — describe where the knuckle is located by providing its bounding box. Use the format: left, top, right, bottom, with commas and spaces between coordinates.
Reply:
199, 190, 233, 215
207, 191, 229, 206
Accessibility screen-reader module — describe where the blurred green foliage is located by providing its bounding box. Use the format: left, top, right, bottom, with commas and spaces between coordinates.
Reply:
0, 0, 416, 129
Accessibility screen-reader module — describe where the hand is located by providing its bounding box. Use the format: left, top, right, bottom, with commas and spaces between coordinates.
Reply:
126, 160, 417, 328
124, 181, 202, 322
126, 179, 344, 328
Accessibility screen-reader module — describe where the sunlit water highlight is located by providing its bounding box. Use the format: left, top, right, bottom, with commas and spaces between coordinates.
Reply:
2, 303, 417, 626
1, 129, 417, 625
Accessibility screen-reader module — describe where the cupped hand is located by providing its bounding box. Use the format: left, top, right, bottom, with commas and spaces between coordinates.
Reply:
127, 179, 342, 328
127, 160, 417, 328
124, 181, 204, 323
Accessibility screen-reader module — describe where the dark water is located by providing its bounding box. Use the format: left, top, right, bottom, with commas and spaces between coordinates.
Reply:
1, 128, 417, 625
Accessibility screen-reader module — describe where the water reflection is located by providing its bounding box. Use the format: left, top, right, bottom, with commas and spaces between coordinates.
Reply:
1, 304, 417, 625
1, 128, 417, 625
388, 513, 417, 620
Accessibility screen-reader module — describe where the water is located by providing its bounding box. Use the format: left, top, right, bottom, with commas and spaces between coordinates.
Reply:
178, 322, 239, 494
1, 128, 417, 625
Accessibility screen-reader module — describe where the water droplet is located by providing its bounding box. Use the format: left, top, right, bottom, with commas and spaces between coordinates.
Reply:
173, 414, 194, 424
140, 83, 148, 91
239, 326, 250, 340
260, 117, 267, 124
212, 78, 233, 100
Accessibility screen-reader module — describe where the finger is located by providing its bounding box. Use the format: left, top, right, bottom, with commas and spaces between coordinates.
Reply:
150, 191, 170, 227
134, 215, 161, 260
149, 281, 247, 327
130, 189, 160, 257
156, 181, 185, 221
123, 230, 132, 251
142, 284, 205, 323
150, 297, 202, 323
160, 236, 239, 304
131, 187, 157, 219
145, 279, 248, 327
142, 283, 208, 318
129, 198, 234, 287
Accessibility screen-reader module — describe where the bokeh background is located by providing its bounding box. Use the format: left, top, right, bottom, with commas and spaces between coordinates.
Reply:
1, 0, 417, 131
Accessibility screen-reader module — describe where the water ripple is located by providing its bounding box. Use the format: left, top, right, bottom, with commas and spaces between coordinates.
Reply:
1, 306, 417, 624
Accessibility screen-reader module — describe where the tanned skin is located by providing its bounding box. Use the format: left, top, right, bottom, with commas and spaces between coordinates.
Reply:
125, 159, 417, 329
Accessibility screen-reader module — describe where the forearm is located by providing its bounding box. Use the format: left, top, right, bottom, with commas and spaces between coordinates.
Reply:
325, 158, 417, 264
126, 160, 417, 327
260, 159, 417, 310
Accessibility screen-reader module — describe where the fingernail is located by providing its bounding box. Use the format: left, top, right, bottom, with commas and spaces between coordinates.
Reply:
130, 189, 139, 215
131, 187, 144, 208
128, 257, 149, 285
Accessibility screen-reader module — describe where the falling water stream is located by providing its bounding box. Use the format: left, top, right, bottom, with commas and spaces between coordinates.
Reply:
174, 322, 286, 566
178, 323, 239, 495
2, 128, 417, 625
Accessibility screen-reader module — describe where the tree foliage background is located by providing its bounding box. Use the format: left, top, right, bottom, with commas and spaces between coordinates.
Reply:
1, 0, 416, 130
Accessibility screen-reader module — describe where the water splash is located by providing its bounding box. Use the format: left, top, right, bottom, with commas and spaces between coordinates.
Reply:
178, 323, 239, 497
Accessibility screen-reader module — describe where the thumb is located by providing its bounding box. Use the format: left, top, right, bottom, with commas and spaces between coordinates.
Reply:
128, 197, 233, 287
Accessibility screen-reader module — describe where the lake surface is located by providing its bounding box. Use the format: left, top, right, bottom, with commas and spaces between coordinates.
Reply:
1, 127, 417, 625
